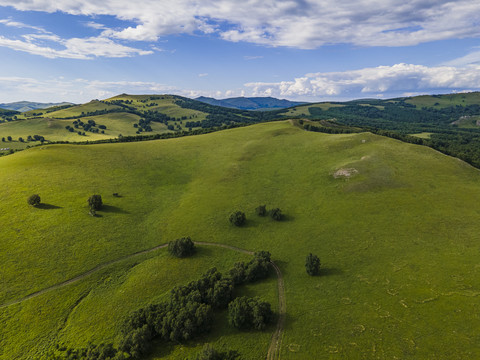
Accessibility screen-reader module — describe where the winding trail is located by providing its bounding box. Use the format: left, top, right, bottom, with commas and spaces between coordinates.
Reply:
0, 241, 286, 359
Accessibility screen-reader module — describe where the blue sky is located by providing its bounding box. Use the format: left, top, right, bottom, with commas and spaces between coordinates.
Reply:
0, 0, 480, 103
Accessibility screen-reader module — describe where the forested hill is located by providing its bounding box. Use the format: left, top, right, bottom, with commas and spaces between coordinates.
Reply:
195, 96, 308, 110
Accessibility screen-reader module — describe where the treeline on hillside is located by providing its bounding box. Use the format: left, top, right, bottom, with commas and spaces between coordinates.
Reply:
50, 252, 273, 360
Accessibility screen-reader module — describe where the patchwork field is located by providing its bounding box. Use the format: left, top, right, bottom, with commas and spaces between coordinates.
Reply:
1, 120, 480, 359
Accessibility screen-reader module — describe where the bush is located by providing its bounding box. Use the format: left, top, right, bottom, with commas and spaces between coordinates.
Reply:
88, 194, 103, 210
27, 194, 41, 206
305, 253, 320, 276
168, 237, 196, 258
270, 208, 283, 221
255, 205, 267, 216
229, 211, 246, 226
228, 296, 273, 330
192, 344, 240, 360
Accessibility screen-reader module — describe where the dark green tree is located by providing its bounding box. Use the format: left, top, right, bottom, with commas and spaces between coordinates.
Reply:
305, 253, 320, 276
27, 194, 41, 206
229, 211, 246, 226
255, 205, 267, 216
270, 208, 283, 221
88, 194, 103, 211
228, 297, 272, 330
168, 237, 196, 258
7, 136, 12, 141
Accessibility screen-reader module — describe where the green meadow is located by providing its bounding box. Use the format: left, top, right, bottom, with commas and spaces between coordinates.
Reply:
1, 120, 480, 359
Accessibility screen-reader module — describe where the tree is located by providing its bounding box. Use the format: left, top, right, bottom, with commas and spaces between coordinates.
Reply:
18, 137, 24, 142
229, 211, 246, 226
88, 194, 103, 211
7, 136, 12, 141
27, 194, 41, 206
270, 208, 283, 221
228, 297, 272, 330
168, 237, 196, 257
255, 205, 267, 216
305, 253, 320, 276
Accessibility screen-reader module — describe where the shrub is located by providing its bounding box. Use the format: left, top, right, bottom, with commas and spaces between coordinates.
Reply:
305, 253, 320, 276
255, 205, 267, 216
270, 208, 283, 221
88, 194, 103, 210
229, 211, 246, 226
168, 237, 196, 257
27, 194, 41, 206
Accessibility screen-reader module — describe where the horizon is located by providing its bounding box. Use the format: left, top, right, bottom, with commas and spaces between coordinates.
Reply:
1, 1, 480, 103
1, 90, 476, 107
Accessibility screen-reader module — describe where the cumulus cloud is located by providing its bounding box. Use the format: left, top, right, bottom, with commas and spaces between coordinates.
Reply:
0, 0, 480, 51
244, 63, 480, 100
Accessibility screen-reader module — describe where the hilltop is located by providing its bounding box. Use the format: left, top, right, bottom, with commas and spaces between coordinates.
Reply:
1, 120, 480, 359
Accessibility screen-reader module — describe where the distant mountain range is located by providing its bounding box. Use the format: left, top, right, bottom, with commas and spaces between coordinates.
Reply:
0, 101, 74, 113
195, 96, 308, 110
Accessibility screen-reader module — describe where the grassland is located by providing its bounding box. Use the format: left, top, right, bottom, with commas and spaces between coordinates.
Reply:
1, 121, 480, 359
0, 95, 210, 150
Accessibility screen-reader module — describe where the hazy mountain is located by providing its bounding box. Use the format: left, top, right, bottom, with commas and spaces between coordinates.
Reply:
195, 96, 308, 110
0, 101, 74, 113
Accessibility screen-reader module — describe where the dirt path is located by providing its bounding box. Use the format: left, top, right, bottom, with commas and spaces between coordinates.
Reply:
266, 260, 286, 360
0, 241, 286, 359
0, 243, 169, 309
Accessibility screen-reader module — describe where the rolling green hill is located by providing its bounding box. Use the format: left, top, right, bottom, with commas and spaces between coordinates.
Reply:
0, 94, 282, 152
1, 120, 480, 359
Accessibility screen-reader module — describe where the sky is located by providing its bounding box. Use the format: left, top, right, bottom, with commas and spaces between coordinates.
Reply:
0, 0, 480, 103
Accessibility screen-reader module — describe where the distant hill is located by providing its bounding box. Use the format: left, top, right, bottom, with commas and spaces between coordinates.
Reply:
195, 96, 308, 110
0, 101, 74, 113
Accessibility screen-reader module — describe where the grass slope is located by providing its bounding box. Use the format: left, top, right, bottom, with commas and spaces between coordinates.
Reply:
1, 121, 480, 359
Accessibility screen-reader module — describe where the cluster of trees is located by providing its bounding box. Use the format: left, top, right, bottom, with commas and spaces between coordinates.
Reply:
230, 206, 284, 226
53, 251, 272, 360
133, 118, 152, 133
66, 119, 106, 135
2, 135, 45, 142
228, 251, 271, 285
228, 296, 273, 330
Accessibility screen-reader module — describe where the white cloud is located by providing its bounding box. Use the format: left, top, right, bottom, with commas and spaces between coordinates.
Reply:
244, 63, 480, 100
0, 0, 480, 51
198, 73, 208, 77
0, 33, 152, 59
244, 55, 263, 60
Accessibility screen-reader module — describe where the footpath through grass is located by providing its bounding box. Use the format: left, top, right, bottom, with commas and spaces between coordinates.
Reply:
1, 121, 480, 359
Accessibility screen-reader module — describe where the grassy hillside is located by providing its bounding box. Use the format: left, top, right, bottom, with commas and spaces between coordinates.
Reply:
0, 94, 282, 151
1, 120, 480, 359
